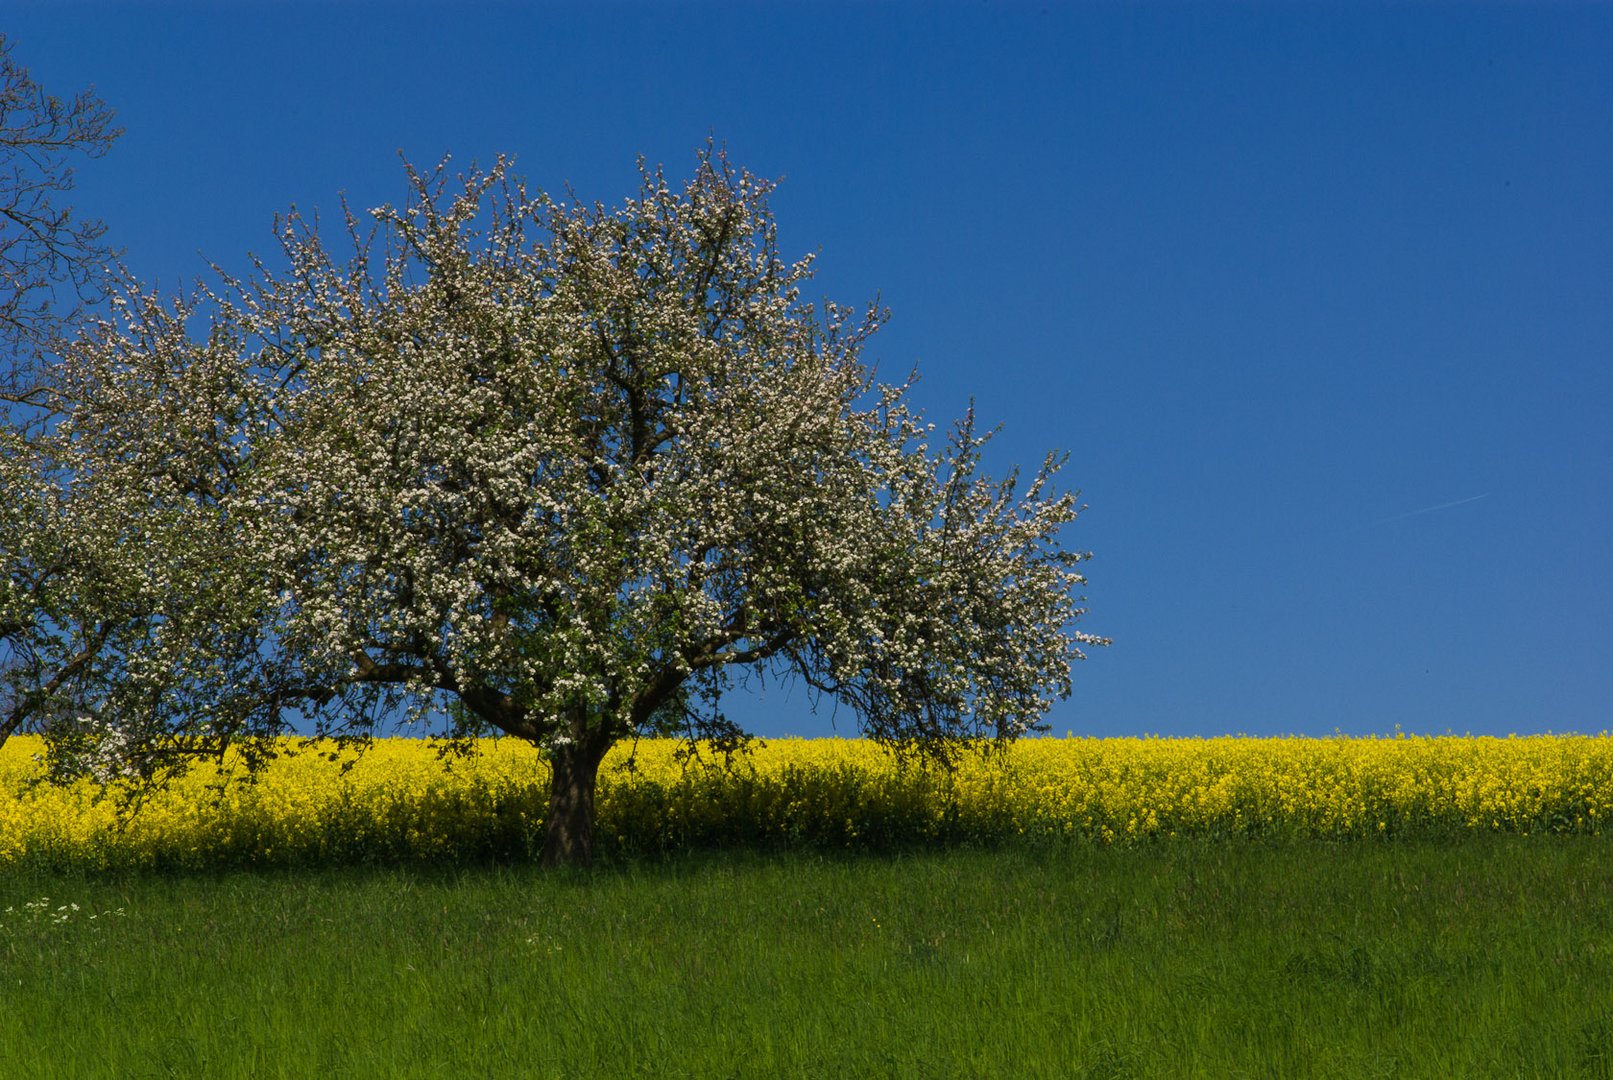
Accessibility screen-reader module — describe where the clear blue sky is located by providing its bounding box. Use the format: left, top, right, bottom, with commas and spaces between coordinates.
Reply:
7, 3, 1610, 739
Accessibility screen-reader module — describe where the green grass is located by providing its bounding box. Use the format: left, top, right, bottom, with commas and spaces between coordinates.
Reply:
3, 836, 1612, 1078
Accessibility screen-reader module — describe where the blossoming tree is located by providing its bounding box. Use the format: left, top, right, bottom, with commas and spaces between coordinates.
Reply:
1, 277, 282, 779
3, 145, 1105, 865
0, 33, 161, 769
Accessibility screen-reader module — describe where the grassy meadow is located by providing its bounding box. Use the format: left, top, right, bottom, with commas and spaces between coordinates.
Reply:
2, 735, 1612, 1076
4, 838, 1613, 1077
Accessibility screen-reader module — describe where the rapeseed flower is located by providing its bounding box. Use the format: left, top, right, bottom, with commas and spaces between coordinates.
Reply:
1, 733, 1607, 871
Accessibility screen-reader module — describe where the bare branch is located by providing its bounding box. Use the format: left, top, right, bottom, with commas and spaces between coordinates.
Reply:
0, 32, 122, 396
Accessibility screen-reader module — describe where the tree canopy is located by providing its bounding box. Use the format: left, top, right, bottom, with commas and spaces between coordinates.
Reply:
1, 144, 1105, 865
1, 33, 131, 778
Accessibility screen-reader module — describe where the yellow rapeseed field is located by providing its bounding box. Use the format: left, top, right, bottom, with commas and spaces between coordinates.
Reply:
2, 733, 1609, 870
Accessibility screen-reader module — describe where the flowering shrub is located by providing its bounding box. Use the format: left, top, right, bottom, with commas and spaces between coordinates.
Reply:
1, 733, 1608, 871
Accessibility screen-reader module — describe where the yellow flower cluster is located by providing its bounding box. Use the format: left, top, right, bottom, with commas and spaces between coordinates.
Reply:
2, 733, 1609, 870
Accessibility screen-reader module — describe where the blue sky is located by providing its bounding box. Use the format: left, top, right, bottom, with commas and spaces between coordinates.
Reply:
6, 3, 1610, 739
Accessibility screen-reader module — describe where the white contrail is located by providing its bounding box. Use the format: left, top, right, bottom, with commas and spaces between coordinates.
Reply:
1370, 493, 1490, 526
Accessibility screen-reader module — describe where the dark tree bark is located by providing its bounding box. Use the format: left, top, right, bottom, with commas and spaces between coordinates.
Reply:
539, 734, 611, 868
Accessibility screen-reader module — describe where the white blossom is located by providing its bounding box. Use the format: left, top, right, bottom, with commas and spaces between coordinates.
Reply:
2, 143, 1107, 860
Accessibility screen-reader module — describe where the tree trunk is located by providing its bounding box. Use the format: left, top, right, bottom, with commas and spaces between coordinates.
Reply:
540, 738, 609, 868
